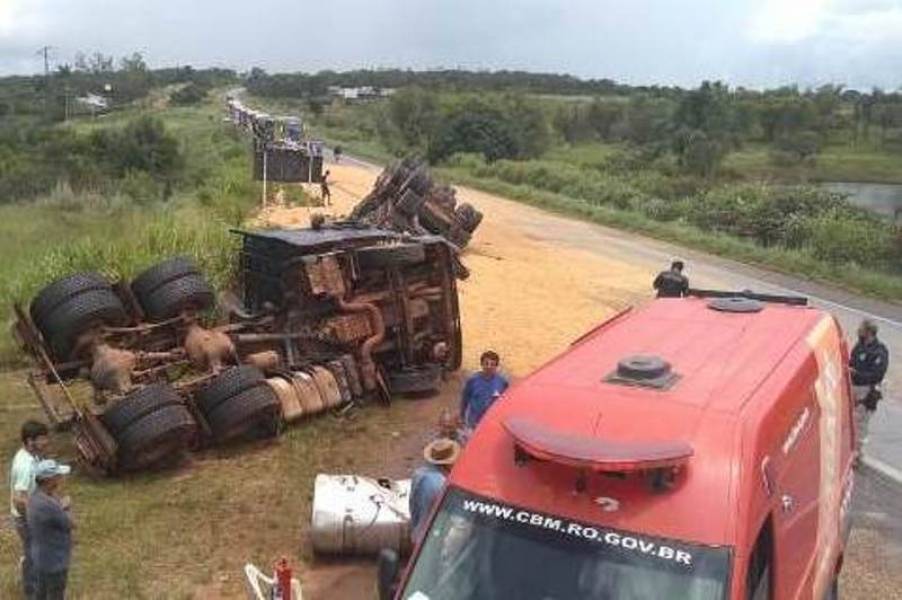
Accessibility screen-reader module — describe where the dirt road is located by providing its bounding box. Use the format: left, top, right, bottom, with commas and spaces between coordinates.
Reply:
263, 161, 900, 599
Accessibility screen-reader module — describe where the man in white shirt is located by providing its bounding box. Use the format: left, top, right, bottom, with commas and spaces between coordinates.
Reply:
9, 420, 50, 599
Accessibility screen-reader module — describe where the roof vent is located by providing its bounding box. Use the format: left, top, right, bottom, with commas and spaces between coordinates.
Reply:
604, 355, 680, 390
708, 297, 764, 313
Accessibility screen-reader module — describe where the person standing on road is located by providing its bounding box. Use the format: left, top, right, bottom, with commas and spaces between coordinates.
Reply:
9, 420, 50, 599
320, 170, 332, 206
653, 260, 690, 298
460, 350, 509, 433
28, 459, 73, 600
849, 319, 889, 457
333, 145, 343, 163
409, 438, 460, 542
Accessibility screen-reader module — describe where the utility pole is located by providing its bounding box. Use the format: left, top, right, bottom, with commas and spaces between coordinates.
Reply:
37, 45, 52, 77
35, 45, 54, 118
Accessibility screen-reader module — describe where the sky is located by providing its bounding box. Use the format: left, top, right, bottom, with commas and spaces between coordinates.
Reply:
1, 0, 901, 89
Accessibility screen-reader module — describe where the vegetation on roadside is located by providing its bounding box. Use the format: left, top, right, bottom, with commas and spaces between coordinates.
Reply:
441, 165, 902, 300
0, 92, 257, 365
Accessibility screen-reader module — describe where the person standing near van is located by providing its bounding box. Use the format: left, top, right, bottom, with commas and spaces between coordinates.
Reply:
460, 350, 509, 432
28, 459, 73, 600
9, 420, 50, 599
653, 260, 690, 298
849, 319, 889, 456
409, 438, 460, 542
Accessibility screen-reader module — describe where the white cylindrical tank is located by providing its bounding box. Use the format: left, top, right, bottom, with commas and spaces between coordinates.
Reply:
311, 474, 412, 556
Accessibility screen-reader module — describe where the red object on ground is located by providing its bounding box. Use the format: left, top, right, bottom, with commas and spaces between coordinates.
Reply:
275, 557, 292, 600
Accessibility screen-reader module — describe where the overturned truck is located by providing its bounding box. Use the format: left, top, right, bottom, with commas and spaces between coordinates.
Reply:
350, 157, 483, 248
12, 226, 462, 475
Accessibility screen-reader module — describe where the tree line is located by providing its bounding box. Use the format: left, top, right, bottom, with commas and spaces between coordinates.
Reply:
0, 53, 236, 122
248, 69, 902, 175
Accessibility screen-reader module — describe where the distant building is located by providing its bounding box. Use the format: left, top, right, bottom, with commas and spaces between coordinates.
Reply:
327, 86, 394, 101
74, 93, 110, 117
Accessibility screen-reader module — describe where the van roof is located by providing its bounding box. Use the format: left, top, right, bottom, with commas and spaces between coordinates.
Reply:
450, 298, 827, 546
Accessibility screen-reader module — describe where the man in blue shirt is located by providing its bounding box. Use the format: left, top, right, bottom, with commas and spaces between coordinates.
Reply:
27, 459, 73, 600
460, 350, 509, 431
409, 438, 460, 542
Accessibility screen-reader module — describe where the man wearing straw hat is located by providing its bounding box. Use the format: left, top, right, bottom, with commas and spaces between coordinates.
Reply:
409, 438, 460, 542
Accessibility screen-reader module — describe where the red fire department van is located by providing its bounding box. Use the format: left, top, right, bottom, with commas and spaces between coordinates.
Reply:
381, 293, 856, 600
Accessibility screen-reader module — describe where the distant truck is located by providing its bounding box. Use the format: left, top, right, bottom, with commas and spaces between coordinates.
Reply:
381, 292, 855, 600
12, 225, 462, 475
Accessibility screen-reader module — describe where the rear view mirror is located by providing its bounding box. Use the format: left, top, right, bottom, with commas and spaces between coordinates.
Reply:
377, 548, 400, 600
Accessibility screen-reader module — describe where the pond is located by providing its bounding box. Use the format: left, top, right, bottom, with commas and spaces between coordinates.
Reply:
822, 182, 902, 221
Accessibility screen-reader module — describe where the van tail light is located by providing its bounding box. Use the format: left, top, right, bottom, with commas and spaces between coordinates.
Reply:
503, 416, 693, 474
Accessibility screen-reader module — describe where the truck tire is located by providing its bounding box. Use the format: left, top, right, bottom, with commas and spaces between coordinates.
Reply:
404, 169, 433, 196
357, 243, 426, 269
141, 275, 215, 320
195, 365, 266, 416
131, 256, 200, 301
115, 403, 197, 471
42, 289, 128, 359
446, 228, 472, 249
388, 365, 442, 395
206, 384, 280, 442
455, 203, 483, 234
395, 189, 426, 217
30, 272, 112, 329
101, 383, 183, 436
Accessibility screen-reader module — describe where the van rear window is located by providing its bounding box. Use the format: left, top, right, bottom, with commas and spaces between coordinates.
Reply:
402, 488, 731, 600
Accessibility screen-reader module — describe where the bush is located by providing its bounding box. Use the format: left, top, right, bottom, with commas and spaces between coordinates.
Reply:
806, 210, 894, 265
170, 82, 210, 106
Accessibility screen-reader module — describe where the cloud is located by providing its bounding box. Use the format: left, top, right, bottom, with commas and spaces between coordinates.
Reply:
747, 0, 831, 43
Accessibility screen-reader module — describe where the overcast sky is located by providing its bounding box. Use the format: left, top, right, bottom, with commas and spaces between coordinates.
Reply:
2, 0, 901, 89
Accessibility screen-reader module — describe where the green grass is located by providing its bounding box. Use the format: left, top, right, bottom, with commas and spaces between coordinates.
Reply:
440, 168, 902, 302
726, 143, 902, 184
0, 90, 260, 366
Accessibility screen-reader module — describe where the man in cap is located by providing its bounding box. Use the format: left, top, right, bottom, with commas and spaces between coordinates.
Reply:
9, 419, 50, 598
849, 319, 890, 457
409, 438, 461, 542
653, 260, 690, 298
27, 459, 73, 600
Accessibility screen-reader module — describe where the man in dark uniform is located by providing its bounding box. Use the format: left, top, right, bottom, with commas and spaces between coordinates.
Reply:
849, 318, 889, 457
320, 170, 332, 206
653, 260, 689, 298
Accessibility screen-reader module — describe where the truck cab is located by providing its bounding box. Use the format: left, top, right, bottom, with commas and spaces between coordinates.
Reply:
391, 295, 855, 599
